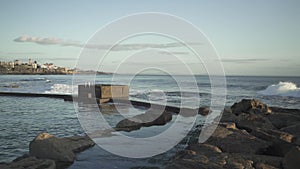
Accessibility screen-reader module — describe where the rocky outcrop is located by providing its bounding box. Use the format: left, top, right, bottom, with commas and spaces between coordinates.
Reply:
0, 155, 56, 169
1, 132, 95, 169
29, 133, 94, 168
231, 99, 272, 115
167, 99, 300, 169
115, 109, 172, 131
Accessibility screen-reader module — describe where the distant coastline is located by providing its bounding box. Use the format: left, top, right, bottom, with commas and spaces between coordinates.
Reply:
0, 59, 113, 75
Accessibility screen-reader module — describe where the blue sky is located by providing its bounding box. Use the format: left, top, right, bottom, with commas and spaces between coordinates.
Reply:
0, 0, 299, 76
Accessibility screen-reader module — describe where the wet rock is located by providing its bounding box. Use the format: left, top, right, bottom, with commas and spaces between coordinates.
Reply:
283, 146, 300, 169
0, 156, 55, 169
231, 99, 272, 115
115, 109, 172, 132
198, 107, 212, 116
29, 133, 94, 168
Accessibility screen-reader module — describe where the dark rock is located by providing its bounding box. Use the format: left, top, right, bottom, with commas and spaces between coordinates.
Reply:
219, 108, 238, 123
283, 146, 300, 169
263, 142, 295, 157
224, 154, 254, 169
236, 113, 275, 132
166, 143, 225, 169
206, 125, 270, 154
115, 109, 172, 132
29, 133, 94, 168
254, 162, 279, 169
130, 167, 160, 169
0, 156, 55, 169
198, 107, 212, 116
281, 124, 300, 137
231, 99, 272, 115
267, 113, 300, 129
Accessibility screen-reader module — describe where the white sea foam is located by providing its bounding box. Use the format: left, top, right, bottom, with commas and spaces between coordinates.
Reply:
45, 84, 78, 95
258, 81, 300, 97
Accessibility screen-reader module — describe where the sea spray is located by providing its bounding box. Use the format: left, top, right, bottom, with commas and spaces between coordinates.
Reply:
258, 81, 300, 97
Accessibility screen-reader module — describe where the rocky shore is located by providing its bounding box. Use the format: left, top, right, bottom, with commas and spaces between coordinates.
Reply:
1, 99, 299, 169
0, 133, 95, 169
166, 99, 300, 169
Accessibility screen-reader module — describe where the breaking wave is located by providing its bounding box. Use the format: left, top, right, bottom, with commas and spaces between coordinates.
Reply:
258, 82, 300, 97
45, 84, 78, 95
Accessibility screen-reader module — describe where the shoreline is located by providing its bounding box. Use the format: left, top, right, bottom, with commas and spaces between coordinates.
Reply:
0, 99, 299, 168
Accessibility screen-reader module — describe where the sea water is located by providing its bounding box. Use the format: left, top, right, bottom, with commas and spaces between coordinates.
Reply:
0, 75, 299, 166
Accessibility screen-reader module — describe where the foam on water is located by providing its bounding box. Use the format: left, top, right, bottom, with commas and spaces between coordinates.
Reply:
258, 81, 300, 97
45, 84, 78, 95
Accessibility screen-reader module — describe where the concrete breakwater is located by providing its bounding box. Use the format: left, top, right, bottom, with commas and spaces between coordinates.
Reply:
0, 91, 210, 115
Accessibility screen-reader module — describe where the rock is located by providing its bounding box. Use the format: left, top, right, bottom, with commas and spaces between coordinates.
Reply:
231, 99, 272, 115
166, 143, 225, 169
115, 109, 172, 131
267, 113, 300, 129
219, 122, 237, 129
255, 162, 279, 169
281, 124, 300, 137
224, 154, 254, 169
283, 146, 300, 169
205, 125, 270, 154
245, 155, 283, 169
198, 107, 212, 116
236, 113, 275, 132
263, 142, 295, 157
29, 133, 94, 168
251, 129, 294, 144
0, 156, 55, 169
130, 167, 160, 169
219, 108, 238, 123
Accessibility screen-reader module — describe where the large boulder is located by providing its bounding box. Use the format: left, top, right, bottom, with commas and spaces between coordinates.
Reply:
283, 146, 300, 169
29, 133, 94, 167
236, 113, 275, 132
268, 113, 300, 129
205, 125, 270, 154
115, 109, 172, 131
0, 155, 55, 169
231, 99, 272, 115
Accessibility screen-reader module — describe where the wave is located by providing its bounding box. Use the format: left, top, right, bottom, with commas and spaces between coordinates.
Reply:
20, 77, 48, 82
130, 89, 208, 102
45, 84, 78, 95
258, 82, 300, 97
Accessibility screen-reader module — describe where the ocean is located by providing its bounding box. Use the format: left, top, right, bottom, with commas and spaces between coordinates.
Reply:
0, 74, 299, 167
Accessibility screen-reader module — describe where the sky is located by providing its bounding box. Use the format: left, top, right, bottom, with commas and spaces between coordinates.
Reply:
0, 0, 299, 76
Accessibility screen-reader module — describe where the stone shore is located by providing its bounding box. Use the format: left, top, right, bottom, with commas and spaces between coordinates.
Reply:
166, 99, 300, 169
1, 99, 299, 169
0, 133, 95, 169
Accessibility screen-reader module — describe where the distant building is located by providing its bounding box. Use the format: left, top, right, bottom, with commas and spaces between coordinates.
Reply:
14, 60, 21, 65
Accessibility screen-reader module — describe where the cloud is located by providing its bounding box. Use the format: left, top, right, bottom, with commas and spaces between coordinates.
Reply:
221, 58, 271, 63
157, 51, 190, 55
5, 51, 44, 55
14, 35, 200, 51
